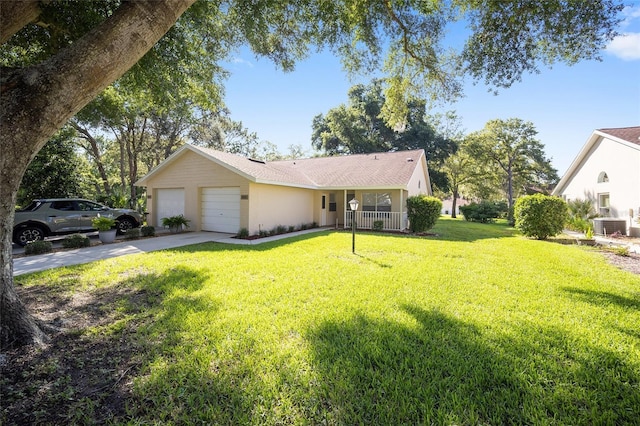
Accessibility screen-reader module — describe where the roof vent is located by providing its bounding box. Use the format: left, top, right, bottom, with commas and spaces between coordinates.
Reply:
407, 158, 414, 162
248, 158, 265, 164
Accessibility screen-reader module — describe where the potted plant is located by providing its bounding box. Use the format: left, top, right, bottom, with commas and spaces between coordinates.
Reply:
161, 215, 190, 233
92, 215, 117, 243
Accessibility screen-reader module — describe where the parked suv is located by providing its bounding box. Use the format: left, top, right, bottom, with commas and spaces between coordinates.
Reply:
13, 198, 143, 246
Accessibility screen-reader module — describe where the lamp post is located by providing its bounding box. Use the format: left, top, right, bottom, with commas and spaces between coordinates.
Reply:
349, 197, 359, 253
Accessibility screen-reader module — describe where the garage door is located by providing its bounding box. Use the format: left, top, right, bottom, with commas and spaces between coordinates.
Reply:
156, 188, 185, 226
201, 187, 240, 233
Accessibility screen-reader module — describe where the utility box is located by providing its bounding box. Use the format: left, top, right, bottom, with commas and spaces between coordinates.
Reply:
593, 218, 627, 236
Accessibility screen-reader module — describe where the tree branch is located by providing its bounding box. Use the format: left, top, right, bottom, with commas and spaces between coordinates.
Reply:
0, 0, 43, 45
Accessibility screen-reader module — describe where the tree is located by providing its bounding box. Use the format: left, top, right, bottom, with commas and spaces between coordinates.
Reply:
0, 0, 624, 348
312, 80, 457, 190
17, 127, 95, 206
467, 119, 559, 223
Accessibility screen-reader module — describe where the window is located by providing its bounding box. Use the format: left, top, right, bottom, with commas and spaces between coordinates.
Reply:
598, 193, 610, 216
598, 171, 609, 183
362, 193, 392, 212
329, 194, 336, 212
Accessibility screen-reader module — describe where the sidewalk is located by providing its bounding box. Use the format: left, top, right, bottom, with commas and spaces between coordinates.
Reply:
13, 228, 328, 276
563, 230, 640, 254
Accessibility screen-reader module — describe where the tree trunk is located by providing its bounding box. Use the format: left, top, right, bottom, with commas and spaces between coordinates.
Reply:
70, 121, 112, 195
0, 0, 196, 349
451, 187, 459, 218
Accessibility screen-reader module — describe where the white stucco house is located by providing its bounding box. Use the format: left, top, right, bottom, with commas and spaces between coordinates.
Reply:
552, 126, 640, 236
135, 144, 432, 235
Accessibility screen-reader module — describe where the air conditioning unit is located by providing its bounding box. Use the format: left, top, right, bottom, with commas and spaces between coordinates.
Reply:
593, 218, 627, 236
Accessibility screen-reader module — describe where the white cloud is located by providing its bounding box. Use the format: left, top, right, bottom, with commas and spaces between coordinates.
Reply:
606, 33, 640, 60
231, 57, 254, 68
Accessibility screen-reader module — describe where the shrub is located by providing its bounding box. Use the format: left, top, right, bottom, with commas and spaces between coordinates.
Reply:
62, 234, 90, 249
124, 228, 141, 240
566, 198, 597, 232
162, 215, 190, 232
373, 220, 384, 231
514, 194, 568, 240
91, 215, 116, 231
236, 228, 249, 238
24, 240, 53, 255
288, 225, 295, 233
276, 225, 288, 235
141, 226, 155, 237
459, 201, 507, 223
406, 195, 442, 233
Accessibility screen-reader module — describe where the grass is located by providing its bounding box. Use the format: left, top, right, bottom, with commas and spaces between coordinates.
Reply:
4, 217, 640, 424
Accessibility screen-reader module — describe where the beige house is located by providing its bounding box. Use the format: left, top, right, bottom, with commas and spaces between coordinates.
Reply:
552, 126, 640, 236
135, 144, 432, 234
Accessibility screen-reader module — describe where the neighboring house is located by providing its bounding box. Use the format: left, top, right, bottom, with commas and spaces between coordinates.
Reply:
135, 144, 431, 234
552, 126, 640, 236
440, 197, 470, 216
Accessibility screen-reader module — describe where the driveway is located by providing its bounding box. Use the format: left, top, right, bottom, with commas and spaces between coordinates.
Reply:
12, 228, 328, 276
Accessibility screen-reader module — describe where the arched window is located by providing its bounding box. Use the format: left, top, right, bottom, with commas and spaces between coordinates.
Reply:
597, 171, 609, 183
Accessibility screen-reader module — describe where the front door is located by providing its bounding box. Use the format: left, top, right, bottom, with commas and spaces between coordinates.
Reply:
320, 194, 327, 226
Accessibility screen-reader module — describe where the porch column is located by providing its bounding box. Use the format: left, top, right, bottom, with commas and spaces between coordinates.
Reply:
343, 190, 347, 229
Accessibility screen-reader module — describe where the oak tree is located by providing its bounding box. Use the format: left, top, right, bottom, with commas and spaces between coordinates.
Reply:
0, 0, 624, 348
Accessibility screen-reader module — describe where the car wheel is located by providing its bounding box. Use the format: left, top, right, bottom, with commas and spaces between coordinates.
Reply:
116, 217, 136, 234
14, 226, 46, 246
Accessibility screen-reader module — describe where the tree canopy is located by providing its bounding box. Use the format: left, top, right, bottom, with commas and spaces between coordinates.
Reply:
0, 0, 625, 348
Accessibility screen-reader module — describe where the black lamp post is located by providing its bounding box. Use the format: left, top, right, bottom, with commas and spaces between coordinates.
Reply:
349, 198, 359, 253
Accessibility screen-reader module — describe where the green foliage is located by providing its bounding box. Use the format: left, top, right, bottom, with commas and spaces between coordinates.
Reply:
566, 198, 598, 232
514, 194, 568, 240
161, 215, 190, 232
467, 119, 559, 223
91, 216, 116, 231
373, 220, 384, 231
406, 195, 442, 232
62, 234, 91, 249
24, 240, 53, 255
141, 226, 156, 237
124, 228, 141, 240
311, 80, 457, 190
584, 227, 594, 240
459, 201, 508, 223
236, 228, 249, 238
17, 127, 94, 206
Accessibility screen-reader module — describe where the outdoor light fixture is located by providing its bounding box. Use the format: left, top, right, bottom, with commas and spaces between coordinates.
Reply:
349, 198, 359, 253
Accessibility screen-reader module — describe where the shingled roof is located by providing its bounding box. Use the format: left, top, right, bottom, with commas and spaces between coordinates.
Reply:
136, 144, 427, 190
598, 126, 640, 146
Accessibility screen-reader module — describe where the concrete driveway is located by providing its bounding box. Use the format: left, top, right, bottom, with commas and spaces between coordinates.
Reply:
12, 228, 328, 276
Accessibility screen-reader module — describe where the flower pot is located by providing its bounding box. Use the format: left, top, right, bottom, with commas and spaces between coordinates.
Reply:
99, 229, 117, 244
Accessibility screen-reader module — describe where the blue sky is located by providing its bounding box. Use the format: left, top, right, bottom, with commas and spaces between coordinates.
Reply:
223, 5, 640, 176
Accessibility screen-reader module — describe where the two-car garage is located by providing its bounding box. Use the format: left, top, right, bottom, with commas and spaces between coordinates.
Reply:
155, 187, 240, 234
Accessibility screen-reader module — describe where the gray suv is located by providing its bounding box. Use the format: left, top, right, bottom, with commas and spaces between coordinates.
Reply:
13, 198, 144, 246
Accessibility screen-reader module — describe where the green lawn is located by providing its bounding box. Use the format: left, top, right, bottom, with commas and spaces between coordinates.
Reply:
7, 218, 640, 424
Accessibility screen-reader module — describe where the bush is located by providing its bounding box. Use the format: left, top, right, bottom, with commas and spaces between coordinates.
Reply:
236, 228, 249, 238
162, 215, 190, 232
459, 201, 508, 223
124, 228, 140, 240
566, 198, 597, 232
24, 240, 53, 255
141, 226, 155, 237
62, 234, 90, 249
514, 194, 568, 240
406, 195, 442, 233
373, 220, 384, 231
91, 215, 116, 231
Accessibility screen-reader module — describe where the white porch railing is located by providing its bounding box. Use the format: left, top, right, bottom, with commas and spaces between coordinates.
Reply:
345, 211, 405, 231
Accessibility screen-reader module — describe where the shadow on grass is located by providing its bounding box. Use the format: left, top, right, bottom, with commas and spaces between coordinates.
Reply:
562, 286, 640, 310
306, 304, 640, 424
2, 266, 212, 425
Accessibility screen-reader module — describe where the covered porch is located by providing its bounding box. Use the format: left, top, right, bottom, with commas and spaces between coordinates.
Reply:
318, 189, 409, 231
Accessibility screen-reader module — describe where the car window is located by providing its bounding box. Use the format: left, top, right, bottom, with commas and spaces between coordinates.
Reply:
77, 201, 105, 211
50, 201, 75, 211
18, 201, 42, 211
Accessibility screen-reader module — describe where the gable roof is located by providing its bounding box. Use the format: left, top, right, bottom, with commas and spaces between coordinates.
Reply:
136, 144, 428, 190
552, 126, 640, 196
598, 126, 640, 146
